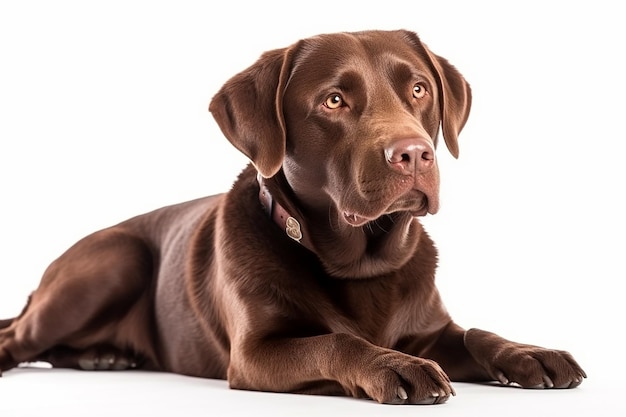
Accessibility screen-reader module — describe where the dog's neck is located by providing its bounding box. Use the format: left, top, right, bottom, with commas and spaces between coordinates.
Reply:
257, 171, 423, 279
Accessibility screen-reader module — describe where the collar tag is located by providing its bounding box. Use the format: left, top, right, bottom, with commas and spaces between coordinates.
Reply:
285, 216, 303, 242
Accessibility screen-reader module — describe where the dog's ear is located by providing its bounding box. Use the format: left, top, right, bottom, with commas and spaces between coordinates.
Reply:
209, 46, 296, 178
430, 53, 472, 159
403, 31, 472, 159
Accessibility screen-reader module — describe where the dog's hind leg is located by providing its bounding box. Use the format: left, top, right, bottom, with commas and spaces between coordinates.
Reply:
0, 227, 156, 375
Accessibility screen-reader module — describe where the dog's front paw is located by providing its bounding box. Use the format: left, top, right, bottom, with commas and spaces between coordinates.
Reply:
356, 351, 455, 405
465, 328, 587, 389
491, 347, 586, 389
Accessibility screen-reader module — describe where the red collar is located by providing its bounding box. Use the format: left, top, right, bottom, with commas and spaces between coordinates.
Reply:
257, 173, 315, 252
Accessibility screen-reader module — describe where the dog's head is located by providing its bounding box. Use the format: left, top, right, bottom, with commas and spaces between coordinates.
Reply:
210, 29, 470, 239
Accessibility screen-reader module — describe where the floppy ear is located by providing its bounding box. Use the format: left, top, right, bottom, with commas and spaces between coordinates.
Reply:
402, 31, 472, 158
209, 46, 296, 178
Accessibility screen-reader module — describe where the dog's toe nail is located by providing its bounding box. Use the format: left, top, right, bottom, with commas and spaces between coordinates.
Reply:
78, 358, 95, 370
494, 370, 509, 385
99, 354, 115, 369
436, 394, 451, 404
543, 375, 554, 388
397, 386, 408, 400
556, 377, 583, 389
415, 396, 437, 405
113, 357, 130, 370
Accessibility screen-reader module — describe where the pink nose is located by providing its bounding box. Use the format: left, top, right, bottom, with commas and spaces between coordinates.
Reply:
384, 137, 435, 175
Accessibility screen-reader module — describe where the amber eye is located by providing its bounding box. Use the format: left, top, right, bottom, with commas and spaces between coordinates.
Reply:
324, 94, 343, 109
413, 83, 426, 99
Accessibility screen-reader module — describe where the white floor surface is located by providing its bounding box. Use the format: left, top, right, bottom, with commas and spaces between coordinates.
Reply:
1, 365, 621, 417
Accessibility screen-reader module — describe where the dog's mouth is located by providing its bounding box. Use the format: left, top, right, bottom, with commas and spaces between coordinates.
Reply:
331, 164, 440, 228
341, 192, 431, 227
342, 212, 371, 227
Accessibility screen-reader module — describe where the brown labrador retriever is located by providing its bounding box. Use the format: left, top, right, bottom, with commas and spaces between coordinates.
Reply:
0, 29, 585, 404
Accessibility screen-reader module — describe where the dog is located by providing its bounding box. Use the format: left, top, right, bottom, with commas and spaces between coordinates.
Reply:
0, 29, 585, 405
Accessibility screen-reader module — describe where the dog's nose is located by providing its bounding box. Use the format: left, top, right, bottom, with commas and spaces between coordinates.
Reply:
384, 137, 435, 175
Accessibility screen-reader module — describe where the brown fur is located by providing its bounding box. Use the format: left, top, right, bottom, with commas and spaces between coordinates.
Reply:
0, 30, 585, 404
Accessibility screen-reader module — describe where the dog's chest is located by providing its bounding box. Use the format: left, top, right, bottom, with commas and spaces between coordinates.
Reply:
316, 277, 441, 348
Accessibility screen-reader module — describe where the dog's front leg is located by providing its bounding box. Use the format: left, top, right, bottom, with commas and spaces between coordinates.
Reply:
228, 333, 455, 405
463, 328, 586, 389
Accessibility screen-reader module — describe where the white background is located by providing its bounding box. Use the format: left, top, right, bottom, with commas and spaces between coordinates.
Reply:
1, 0, 624, 415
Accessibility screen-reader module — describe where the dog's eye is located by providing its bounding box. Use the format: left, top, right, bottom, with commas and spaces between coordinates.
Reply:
324, 94, 344, 109
412, 83, 427, 99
